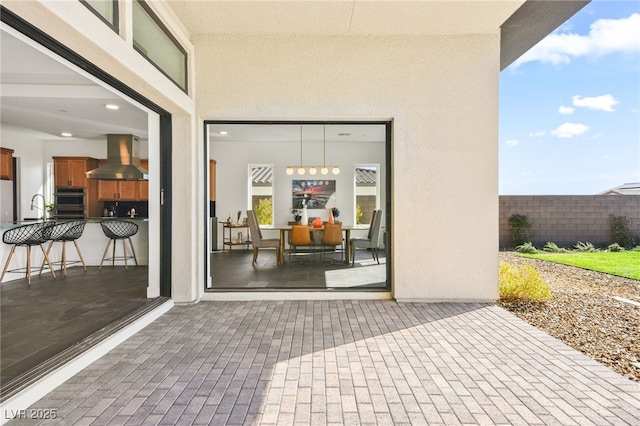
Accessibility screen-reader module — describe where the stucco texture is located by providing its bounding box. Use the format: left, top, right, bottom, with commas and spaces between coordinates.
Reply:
195, 33, 500, 301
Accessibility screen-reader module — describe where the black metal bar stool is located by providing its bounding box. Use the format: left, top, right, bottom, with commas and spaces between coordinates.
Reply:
99, 219, 138, 270
39, 220, 87, 277
1, 221, 57, 285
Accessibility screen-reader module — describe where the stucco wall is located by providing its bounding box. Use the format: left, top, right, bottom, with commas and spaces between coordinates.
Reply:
195, 33, 500, 302
499, 195, 640, 248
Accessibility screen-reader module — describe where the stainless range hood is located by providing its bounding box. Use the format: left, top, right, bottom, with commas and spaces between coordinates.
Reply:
86, 134, 148, 180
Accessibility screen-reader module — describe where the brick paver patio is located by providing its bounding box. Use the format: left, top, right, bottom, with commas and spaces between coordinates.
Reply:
10, 301, 640, 425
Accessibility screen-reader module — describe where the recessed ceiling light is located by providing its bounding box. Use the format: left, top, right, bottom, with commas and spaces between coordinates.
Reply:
105, 104, 120, 110
219, 131, 228, 135
61, 132, 73, 137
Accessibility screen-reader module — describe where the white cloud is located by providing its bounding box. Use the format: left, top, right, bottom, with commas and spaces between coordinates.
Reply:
558, 106, 575, 115
528, 130, 546, 138
550, 122, 590, 138
514, 13, 640, 67
506, 139, 520, 147
572, 94, 619, 112
588, 132, 603, 140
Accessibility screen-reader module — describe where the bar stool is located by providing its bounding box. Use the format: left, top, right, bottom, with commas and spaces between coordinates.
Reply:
1, 221, 57, 285
99, 219, 138, 270
39, 220, 87, 277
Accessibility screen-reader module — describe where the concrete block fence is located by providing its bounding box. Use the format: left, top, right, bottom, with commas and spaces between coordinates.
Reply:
499, 195, 640, 249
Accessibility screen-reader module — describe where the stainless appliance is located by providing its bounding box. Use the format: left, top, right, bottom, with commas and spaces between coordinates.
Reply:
0, 180, 13, 222
85, 134, 148, 180
53, 189, 86, 219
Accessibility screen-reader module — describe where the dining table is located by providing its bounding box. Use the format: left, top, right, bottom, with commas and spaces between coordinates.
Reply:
270, 225, 356, 265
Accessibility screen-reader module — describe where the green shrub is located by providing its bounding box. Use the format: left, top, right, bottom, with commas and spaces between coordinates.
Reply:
499, 262, 552, 302
508, 214, 532, 246
631, 246, 640, 252
255, 198, 273, 225
542, 242, 567, 253
355, 204, 363, 224
515, 242, 537, 254
574, 241, 597, 252
607, 243, 625, 252
610, 215, 636, 248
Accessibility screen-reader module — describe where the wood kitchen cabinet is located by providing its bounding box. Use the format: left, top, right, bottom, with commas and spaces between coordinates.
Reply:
209, 159, 216, 201
53, 157, 98, 188
52, 157, 101, 218
97, 159, 149, 201
138, 160, 149, 201
0, 148, 14, 180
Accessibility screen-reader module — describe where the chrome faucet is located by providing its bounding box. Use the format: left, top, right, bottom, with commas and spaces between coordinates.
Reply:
30, 193, 46, 220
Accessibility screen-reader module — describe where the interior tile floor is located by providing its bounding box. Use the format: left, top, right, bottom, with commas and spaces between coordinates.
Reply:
209, 247, 388, 290
0, 265, 150, 389
9, 301, 639, 425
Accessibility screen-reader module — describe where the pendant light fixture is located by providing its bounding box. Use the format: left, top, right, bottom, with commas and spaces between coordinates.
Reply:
285, 125, 340, 175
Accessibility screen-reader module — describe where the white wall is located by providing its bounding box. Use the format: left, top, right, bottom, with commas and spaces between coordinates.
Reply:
1, 124, 47, 219
5, 1, 502, 302
212, 137, 385, 232
196, 33, 500, 302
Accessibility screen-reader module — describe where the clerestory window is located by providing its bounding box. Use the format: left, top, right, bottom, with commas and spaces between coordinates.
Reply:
132, 0, 188, 92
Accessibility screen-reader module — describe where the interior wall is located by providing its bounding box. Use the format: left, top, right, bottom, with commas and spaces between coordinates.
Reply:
212, 136, 385, 240
196, 33, 500, 301
1, 124, 46, 219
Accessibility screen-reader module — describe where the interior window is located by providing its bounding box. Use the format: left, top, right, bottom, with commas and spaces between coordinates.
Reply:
355, 165, 379, 225
250, 164, 273, 226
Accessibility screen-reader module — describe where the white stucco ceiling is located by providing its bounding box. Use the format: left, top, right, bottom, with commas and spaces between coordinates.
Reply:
166, 0, 525, 36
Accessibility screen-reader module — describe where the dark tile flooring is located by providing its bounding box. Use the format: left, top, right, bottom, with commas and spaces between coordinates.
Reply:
209, 247, 388, 290
0, 265, 150, 388
1, 247, 387, 399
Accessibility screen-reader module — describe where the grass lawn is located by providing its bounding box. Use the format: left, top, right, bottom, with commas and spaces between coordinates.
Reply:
517, 251, 640, 280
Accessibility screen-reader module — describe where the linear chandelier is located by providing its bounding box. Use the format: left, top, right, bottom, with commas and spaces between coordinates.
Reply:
286, 125, 340, 175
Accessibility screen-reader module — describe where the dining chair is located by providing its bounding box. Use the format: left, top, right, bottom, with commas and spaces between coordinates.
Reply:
246, 210, 281, 265
350, 209, 383, 266
321, 223, 344, 264
289, 225, 314, 263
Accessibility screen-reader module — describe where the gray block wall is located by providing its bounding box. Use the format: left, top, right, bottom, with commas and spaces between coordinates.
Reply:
499, 195, 640, 248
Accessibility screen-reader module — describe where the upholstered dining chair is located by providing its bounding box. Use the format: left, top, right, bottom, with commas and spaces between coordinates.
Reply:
289, 225, 314, 263
321, 223, 344, 264
247, 210, 281, 265
350, 209, 383, 266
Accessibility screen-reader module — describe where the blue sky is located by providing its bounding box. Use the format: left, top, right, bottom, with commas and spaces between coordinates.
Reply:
499, 0, 640, 195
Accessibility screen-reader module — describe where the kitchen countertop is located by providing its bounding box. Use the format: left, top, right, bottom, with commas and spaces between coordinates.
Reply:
0, 217, 149, 230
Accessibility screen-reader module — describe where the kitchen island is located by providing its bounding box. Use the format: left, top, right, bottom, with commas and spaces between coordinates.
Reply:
0, 218, 148, 283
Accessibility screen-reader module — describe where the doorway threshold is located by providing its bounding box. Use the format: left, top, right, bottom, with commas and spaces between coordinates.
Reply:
202, 290, 392, 301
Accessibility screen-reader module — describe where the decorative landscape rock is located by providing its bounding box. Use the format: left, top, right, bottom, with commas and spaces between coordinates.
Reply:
498, 252, 640, 381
